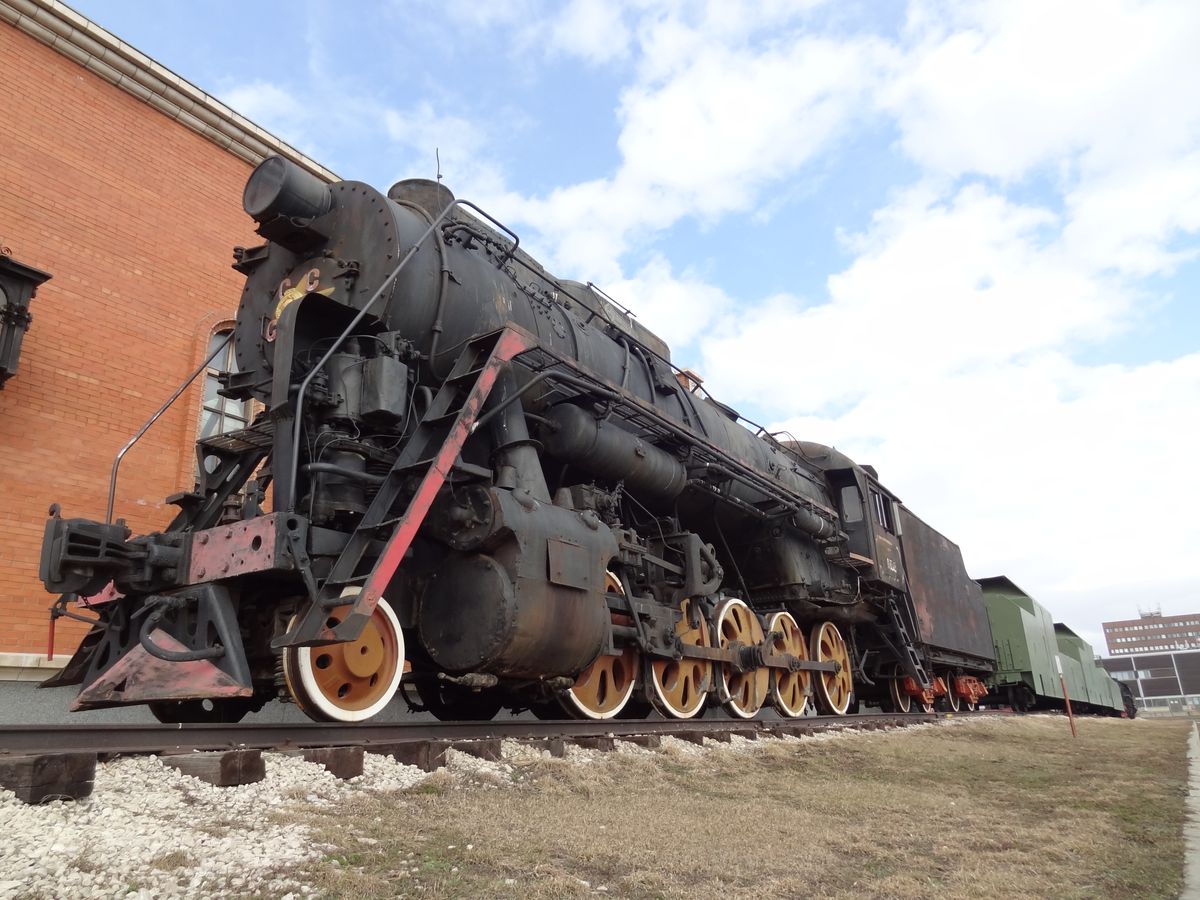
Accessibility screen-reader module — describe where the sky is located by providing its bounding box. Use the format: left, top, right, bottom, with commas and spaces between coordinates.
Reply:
74, 0, 1200, 654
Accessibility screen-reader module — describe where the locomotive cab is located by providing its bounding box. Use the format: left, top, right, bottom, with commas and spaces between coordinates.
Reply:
862, 475, 906, 592
820, 466, 906, 591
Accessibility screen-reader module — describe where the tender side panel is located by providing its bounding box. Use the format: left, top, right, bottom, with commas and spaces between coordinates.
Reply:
1054, 629, 1100, 704
980, 584, 1058, 698
898, 507, 995, 662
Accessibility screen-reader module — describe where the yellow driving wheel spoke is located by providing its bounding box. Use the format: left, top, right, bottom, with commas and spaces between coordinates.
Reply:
715, 597, 769, 719
768, 612, 810, 718
810, 620, 853, 716
647, 596, 711, 719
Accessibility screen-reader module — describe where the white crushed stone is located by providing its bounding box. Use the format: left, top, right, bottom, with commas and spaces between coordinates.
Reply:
499, 739, 553, 763
659, 735, 705, 756
444, 748, 514, 783
360, 751, 431, 791
0, 751, 428, 900
613, 739, 651, 755
561, 744, 601, 763
719, 734, 758, 752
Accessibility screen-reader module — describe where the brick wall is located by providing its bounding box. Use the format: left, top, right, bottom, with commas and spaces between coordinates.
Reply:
0, 21, 259, 657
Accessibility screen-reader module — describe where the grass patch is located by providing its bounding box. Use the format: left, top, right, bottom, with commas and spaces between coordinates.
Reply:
291, 716, 1189, 899
149, 849, 193, 871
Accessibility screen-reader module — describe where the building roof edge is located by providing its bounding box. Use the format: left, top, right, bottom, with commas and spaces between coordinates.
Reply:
0, 0, 339, 183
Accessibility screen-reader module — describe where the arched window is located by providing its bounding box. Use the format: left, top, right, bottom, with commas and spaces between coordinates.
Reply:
199, 328, 250, 440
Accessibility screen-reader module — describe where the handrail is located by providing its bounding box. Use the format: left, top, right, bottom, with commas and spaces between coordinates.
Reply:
106, 332, 232, 523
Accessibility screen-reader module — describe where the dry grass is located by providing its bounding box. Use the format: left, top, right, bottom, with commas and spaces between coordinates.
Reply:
293, 716, 1189, 899
149, 849, 193, 871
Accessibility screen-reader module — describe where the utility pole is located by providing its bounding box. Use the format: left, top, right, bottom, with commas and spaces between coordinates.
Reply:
1056, 657, 1078, 738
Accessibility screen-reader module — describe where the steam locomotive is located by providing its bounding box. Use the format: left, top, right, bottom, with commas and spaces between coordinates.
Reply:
39, 157, 996, 723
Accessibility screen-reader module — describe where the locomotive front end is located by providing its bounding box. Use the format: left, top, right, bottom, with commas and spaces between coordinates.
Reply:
37, 157, 624, 722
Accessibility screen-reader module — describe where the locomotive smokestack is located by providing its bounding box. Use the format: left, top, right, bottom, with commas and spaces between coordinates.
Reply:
242, 156, 332, 223
387, 178, 455, 218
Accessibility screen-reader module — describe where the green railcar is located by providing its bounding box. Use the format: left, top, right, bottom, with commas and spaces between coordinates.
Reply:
978, 576, 1128, 715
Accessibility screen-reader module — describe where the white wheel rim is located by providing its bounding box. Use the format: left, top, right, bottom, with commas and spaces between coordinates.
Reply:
768, 612, 809, 718
562, 572, 638, 720
890, 675, 912, 713
945, 674, 961, 712
714, 597, 767, 719
285, 597, 405, 723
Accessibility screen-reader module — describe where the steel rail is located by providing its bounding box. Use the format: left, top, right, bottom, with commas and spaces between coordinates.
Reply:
0, 711, 1009, 757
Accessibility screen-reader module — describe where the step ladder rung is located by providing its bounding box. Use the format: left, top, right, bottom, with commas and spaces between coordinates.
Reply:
445, 366, 486, 386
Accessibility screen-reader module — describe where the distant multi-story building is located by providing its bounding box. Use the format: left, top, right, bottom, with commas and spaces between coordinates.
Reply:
1103, 610, 1200, 656
1100, 650, 1200, 713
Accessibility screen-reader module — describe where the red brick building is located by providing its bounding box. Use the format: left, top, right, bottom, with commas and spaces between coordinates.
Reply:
0, 0, 334, 678
1103, 610, 1200, 656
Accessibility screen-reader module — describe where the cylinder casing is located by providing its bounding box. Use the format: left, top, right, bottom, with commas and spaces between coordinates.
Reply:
417, 488, 617, 677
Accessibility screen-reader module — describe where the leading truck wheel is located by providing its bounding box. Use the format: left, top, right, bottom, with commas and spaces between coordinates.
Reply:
810, 621, 853, 716
282, 598, 405, 722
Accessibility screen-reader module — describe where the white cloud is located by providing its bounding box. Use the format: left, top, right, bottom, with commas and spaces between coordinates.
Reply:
544, 0, 633, 65
883, 0, 1200, 182
1062, 153, 1200, 277
383, 102, 488, 183
505, 29, 889, 278
605, 255, 732, 349
223, 81, 305, 127
697, 184, 1133, 412
221, 80, 316, 155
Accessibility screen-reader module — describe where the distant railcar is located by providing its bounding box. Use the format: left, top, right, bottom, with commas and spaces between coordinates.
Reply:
978, 576, 1132, 717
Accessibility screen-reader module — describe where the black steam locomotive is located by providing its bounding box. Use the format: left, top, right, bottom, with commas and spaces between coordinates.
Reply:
39, 157, 994, 723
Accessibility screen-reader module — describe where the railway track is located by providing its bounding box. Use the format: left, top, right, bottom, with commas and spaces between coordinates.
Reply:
0, 710, 1002, 757
0, 710, 1011, 804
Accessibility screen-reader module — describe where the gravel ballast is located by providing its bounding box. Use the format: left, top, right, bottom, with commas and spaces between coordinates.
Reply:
0, 752, 428, 899
0, 719, 967, 898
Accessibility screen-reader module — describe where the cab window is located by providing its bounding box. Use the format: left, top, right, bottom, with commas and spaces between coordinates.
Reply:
840, 486, 864, 523
870, 488, 894, 533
